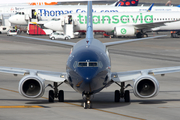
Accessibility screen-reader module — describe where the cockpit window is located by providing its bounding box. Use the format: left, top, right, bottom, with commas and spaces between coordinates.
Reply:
78, 62, 98, 67
78, 62, 87, 67
89, 62, 98, 67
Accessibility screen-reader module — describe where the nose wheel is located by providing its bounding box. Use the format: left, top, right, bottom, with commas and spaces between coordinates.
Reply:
83, 95, 92, 109
83, 100, 92, 109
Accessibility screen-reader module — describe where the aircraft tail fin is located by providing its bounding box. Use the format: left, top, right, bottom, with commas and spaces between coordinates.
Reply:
114, 0, 139, 6
147, 3, 154, 12
86, 1, 94, 44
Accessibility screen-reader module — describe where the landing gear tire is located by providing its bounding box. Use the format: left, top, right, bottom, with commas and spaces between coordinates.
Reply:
83, 102, 88, 109
124, 90, 130, 102
114, 90, 120, 102
83, 101, 92, 109
136, 32, 142, 38
49, 90, 54, 103
58, 90, 64, 102
143, 34, 148, 38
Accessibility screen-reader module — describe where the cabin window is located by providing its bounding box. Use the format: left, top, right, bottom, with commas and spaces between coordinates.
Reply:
73, 61, 78, 68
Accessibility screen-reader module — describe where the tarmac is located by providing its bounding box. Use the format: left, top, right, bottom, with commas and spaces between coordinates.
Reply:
0, 32, 180, 120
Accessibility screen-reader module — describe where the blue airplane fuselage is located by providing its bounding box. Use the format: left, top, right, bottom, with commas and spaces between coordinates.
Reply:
66, 41, 111, 95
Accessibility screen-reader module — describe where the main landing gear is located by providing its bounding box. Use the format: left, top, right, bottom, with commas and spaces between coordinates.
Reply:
114, 82, 131, 102
136, 32, 148, 38
82, 95, 92, 109
48, 82, 64, 102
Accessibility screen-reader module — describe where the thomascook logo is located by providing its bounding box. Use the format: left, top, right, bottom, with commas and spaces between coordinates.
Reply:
121, 28, 127, 34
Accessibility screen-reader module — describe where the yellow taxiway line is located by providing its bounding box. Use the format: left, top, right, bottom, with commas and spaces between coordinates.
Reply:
0, 87, 145, 120
0, 106, 43, 108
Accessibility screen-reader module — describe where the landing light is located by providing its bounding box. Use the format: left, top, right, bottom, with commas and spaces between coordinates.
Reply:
60, 75, 65, 78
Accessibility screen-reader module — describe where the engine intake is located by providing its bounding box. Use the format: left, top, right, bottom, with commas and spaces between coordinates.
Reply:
114, 26, 135, 36
133, 75, 159, 98
19, 75, 45, 98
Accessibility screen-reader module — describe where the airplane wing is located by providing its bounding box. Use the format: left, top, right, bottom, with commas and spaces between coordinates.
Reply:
16, 35, 76, 47
0, 66, 66, 82
111, 66, 180, 82
104, 35, 166, 47
134, 20, 178, 30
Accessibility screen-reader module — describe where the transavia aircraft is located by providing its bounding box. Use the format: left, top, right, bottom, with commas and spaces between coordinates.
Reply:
44, 12, 180, 38
8, 4, 180, 25
1, 1, 180, 109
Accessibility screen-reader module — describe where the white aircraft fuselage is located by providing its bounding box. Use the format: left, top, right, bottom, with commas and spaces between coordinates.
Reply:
44, 12, 180, 36
8, 5, 180, 25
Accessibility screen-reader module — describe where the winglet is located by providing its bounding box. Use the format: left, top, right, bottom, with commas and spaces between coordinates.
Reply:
86, 1, 94, 45
147, 3, 154, 12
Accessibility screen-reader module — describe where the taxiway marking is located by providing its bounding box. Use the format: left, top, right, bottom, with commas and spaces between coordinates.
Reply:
0, 106, 43, 108
0, 87, 145, 120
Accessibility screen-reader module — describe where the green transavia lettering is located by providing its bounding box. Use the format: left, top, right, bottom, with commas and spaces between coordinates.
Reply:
77, 13, 153, 24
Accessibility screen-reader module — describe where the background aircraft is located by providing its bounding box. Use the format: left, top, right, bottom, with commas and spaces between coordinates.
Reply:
44, 11, 180, 38
1, 1, 180, 109
8, 3, 180, 26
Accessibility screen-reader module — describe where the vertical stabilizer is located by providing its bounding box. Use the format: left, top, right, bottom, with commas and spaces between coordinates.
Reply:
86, 1, 93, 45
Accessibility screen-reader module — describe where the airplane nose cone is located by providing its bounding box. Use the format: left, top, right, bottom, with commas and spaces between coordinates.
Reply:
44, 21, 62, 31
44, 22, 53, 29
78, 68, 98, 84
8, 16, 15, 24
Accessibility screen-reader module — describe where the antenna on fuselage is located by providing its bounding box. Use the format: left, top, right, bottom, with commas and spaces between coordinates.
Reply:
86, 1, 94, 45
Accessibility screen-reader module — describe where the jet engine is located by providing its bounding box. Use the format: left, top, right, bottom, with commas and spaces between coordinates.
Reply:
114, 26, 135, 36
133, 75, 159, 98
18, 75, 45, 98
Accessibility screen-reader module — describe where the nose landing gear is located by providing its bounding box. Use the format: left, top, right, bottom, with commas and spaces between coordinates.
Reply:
83, 95, 92, 109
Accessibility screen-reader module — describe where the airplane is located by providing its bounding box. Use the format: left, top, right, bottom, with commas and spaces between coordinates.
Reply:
0, 2, 60, 15
44, 11, 180, 38
1, 1, 180, 109
8, 2, 180, 25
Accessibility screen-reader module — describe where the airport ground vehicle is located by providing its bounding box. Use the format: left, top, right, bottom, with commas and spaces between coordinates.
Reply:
27, 22, 52, 35
0, 26, 13, 34
7, 29, 17, 36
49, 32, 71, 40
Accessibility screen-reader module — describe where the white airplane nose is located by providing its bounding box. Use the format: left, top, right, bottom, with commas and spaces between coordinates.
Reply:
44, 21, 62, 31
8, 16, 15, 24
44, 22, 52, 29
8, 15, 27, 25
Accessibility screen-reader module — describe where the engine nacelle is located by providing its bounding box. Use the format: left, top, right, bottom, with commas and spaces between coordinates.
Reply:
133, 75, 159, 98
18, 75, 45, 98
114, 26, 135, 36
